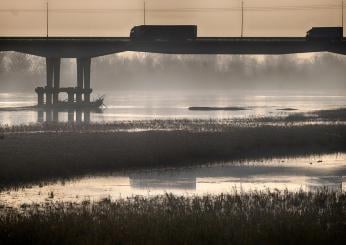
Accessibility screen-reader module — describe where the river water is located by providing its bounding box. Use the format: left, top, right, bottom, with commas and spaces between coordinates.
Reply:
0, 90, 346, 125
0, 90, 345, 207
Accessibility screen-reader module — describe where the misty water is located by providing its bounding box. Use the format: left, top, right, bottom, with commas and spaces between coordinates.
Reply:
1, 90, 346, 125
1, 153, 345, 207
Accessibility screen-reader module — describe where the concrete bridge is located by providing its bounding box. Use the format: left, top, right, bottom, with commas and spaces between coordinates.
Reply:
0, 34, 345, 109
1, 36, 346, 57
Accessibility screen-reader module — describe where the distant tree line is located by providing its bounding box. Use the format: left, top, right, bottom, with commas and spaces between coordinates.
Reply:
0, 51, 345, 92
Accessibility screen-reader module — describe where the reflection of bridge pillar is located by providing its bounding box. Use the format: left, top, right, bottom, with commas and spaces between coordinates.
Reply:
52, 58, 61, 104
68, 109, 74, 123
76, 110, 82, 123
76, 57, 92, 103
53, 109, 59, 122
46, 57, 61, 105
37, 110, 44, 123
84, 110, 90, 123
46, 109, 52, 122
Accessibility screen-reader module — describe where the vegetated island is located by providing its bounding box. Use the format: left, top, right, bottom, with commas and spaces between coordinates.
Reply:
276, 107, 298, 111
189, 106, 248, 111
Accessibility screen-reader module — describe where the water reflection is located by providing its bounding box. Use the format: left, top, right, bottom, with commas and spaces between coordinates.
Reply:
37, 109, 102, 124
1, 153, 345, 207
129, 163, 345, 193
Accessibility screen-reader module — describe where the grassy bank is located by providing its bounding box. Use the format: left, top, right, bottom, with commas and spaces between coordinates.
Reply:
1, 191, 345, 244
0, 108, 346, 134
0, 125, 345, 188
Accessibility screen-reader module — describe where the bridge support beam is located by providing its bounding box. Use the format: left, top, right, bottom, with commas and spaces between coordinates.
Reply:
52, 58, 61, 104
46, 57, 61, 105
76, 57, 92, 103
46, 58, 53, 105
83, 58, 91, 103
35, 87, 44, 106
76, 58, 83, 103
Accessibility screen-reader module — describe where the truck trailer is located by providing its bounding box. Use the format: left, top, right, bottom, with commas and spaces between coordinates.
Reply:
130, 25, 197, 41
306, 27, 343, 41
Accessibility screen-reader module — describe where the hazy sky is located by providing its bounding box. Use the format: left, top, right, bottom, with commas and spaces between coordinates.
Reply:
0, 0, 343, 37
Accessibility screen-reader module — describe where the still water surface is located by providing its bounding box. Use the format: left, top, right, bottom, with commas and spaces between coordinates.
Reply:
1, 90, 346, 125
1, 153, 345, 207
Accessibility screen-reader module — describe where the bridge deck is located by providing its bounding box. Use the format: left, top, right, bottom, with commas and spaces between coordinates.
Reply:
0, 37, 345, 57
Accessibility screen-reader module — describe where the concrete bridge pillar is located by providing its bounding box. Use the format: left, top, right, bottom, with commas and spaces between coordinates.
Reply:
76, 58, 83, 103
83, 58, 91, 103
76, 57, 92, 103
35, 87, 44, 106
46, 58, 53, 105
52, 58, 61, 104
37, 91, 44, 106
37, 92, 44, 106
46, 57, 61, 105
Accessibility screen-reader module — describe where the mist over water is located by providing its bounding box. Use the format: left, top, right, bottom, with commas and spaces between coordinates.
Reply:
1, 52, 346, 92
0, 90, 345, 125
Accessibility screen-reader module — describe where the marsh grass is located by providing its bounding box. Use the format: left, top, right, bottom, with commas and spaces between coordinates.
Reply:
0, 118, 340, 134
0, 124, 345, 189
0, 107, 346, 134
0, 190, 345, 244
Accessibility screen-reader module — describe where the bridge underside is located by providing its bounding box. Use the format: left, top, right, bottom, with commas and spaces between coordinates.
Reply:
0, 37, 345, 58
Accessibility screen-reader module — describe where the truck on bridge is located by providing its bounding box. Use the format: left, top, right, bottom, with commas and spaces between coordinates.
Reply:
130, 25, 197, 41
306, 27, 343, 41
